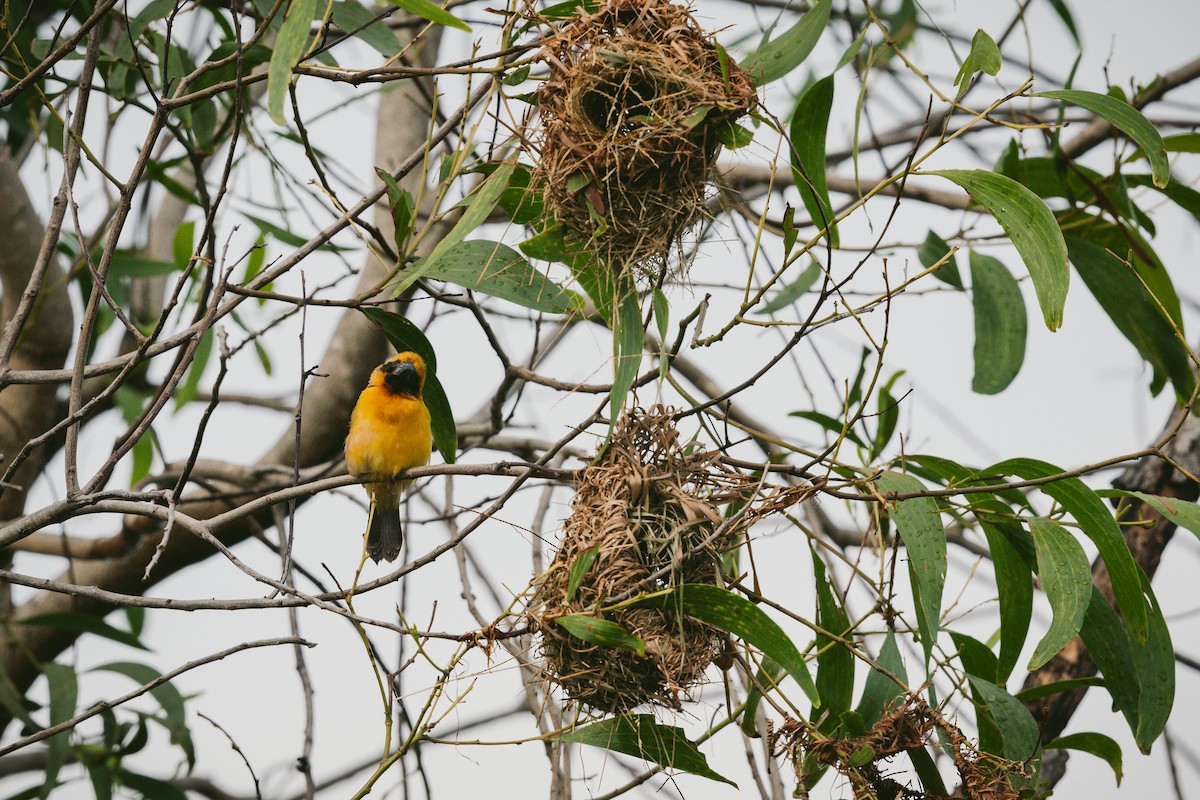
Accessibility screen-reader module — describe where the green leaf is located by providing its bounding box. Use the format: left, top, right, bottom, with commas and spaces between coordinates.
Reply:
130, 432, 153, 486
1027, 518, 1093, 670
953, 632, 1002, 754
855, 630, 906, 727
1045, 732, 1123, 786
926, 170, 1069, 330
1000, 156, 1150, 230
1044, 0, 1081, 45
174, 328, 214, 409
85, 760, 115, 800
1038, 90, 1169, 188
1131, 570, 1173, 752
416, 240, 574, 313
243, 213, 310, 248
267, 0, 322, 125
789, 410, 867, 448
870, 371, 903, 460
977, 515, 1034, 680
387, 0, 471, 32
990, 458, 1149, 643
652, 288, 670, 380
331, 1, 403, 58
1014, 676, 1104, 702
917, 230, 962, 289
951, 631, 999, 683
108, 251, 181, 278
556, 715, 736, 786
117, 770, 188, 800
1078, 587, 1141, 736
422, 373, 457, 465
908, 745, 948, 796
21, 613, 149, 651
714, 119, 755, 149
966, 677, 1039, 760
740, 658, 786, 737
789, 74, 838, 246
1066, 236, 1194, 402
742, 0, 832, 86
1082, 211, 1181, 326
358, 308, 456, 464
95, 662, 194, 769
172, 220, 195, 272
359, 307, 438, 371
1108, 492, 1200, 541
969, 251, 1027, 394
610, 288, 644, 432
554, 615, 645, 657
42, 662, 77, 799
396, 162, 515, 294
636, 584, 819, 705
874, 472, 945, 665
565, 544, 600, 601
812, 549, 854, 727
954, 29, 1001, 88
375, 167, 416, 255
758, 261, 822, 314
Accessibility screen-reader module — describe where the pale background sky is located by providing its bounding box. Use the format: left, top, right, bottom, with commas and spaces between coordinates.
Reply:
7, 0, 1200, 797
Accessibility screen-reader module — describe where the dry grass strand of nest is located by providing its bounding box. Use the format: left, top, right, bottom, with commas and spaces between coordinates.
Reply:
530, 0, 756, 278
529, 406, 751, 713
775, 695, 1040, 800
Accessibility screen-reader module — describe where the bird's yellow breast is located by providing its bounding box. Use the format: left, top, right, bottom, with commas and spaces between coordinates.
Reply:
344, 385, 432, 486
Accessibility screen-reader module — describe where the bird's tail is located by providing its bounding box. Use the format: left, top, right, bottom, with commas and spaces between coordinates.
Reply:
366, 502, 404, 563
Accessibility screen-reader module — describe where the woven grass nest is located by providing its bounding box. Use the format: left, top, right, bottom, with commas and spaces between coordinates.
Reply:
529, 406, 750, 713
777, 696, 1036, 800
530, 0, 756, 278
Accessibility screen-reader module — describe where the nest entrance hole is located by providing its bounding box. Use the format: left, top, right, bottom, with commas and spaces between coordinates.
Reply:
579, 68, 661, 133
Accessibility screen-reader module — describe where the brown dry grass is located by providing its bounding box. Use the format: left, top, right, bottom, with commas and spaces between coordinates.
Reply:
528, 0, 756, 279
528, 406, 748, 712
776, 695, 1040, 800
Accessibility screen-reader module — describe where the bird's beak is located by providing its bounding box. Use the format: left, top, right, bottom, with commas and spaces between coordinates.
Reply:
383, 360, 421, 396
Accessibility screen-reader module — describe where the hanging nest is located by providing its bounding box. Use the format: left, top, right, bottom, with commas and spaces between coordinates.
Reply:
528, 0, 756, 278
774, 695, 1039, 800
528, 406, 751, 713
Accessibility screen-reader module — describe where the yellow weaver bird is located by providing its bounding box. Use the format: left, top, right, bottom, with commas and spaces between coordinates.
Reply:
344, 351, 433, 563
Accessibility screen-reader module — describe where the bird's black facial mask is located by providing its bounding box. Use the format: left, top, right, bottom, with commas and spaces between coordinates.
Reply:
382, 360, 421, 397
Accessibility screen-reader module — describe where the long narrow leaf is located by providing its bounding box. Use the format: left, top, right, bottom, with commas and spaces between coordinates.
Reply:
397, 163, 515, 294
741, 0, 832, 86
1132, 570, 1173, 752
554, 615, 646, 656
556, 715, 736, 786
636, 584, 819, 705
977, 514, 1034, 680
990, 458, 1149, 642
927, 170, 1069, 330
789, 75, 838, 246
855, 630, 906, 727
610, 289, 644, 432
1045, 732, 1123, 786
1038, 90, 1169, 188
1027, 518, 1092, 670
812, 548, 854, 727
970, 251, 1027, 394
267, 0, 321, 124
42, 663, 78, 797
1066, 237, 1194, 402
966, 677, 1039, 760
874, 472, 945, 665
418, 240, 574, 313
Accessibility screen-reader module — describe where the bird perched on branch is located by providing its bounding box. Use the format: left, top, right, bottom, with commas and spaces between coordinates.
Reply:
345, 351, 433, 563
